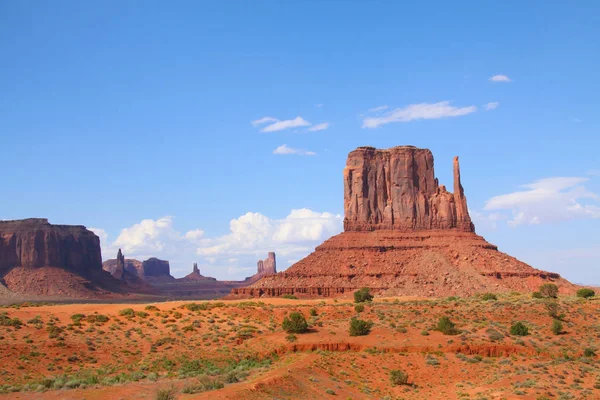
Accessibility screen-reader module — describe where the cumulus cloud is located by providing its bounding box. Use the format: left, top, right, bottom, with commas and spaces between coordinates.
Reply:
484, 102, 499, 110
362, 101, 476, 128
489, 74, 511, 82
94, 209, 342, 280
484, 177, 600, 226
308, 122, 330, 132
259, 116, 311, 132
273, 144, 316, 156
196, 209, 342, 259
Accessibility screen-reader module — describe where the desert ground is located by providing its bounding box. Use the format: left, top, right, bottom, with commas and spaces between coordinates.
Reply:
0, 292, 598, 400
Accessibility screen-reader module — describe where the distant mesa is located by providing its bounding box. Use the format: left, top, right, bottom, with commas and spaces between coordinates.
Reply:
0, 218, 135, 298
102, 252, 174, 283
231, 146, 576, 298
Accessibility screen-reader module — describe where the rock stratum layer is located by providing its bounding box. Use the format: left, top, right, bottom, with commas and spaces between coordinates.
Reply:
231, 146, 575, 298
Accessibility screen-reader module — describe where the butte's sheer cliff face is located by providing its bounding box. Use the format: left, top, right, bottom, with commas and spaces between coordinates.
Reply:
0, 218, 102, 274
0, 218, 133, 297
343, 146, 473, 232
230, 146, 575, 298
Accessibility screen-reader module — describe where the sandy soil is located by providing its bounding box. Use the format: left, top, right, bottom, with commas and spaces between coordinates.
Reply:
1, 295, 599, 399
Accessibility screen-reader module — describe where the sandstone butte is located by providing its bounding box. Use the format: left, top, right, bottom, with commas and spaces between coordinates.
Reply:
230, 145, 576, 298
0, 218, 131, 297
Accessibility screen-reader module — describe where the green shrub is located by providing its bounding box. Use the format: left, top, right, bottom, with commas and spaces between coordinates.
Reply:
135, 311, 149, 318
281, 294, 298, 299
282, 312, 308, 333
532, 292, 543, 299
510, 322, 529, 336
435, 317, 459, 335
551, 320, 563, 335
349, 318, 373, 336
86, 314, 109, 324
309, 308, 318, 316
145, 305, 160, 311
354, 288, 373, 303
286, 334, 297, 343
545, 302, 565, 320
155, 386, 177, 400
70, 314, 86, 323
577, 288, 595, 299
354, 304, 365, 313
481, 293, 497, 301
539, 283, 558, 298
390, 369, 409, 386
119, 308, 135, 317
584, 348, 596, 357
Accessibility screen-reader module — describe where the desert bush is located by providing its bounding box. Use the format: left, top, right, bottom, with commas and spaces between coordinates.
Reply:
349, 318, 373, 336
181, 376, 224, 394
285, 333, 297, 342
155, 386, 177, 400
539, 283, 558, 298
545, 302, 565, 320
481, 293, 497, 301
577, 288, 595, 299
282, 312, 308, 333
435, 317, 459, 335
551, 320, 563, 335
281, 294, 298, 299
145, 305, 160, 311
354, 288, 373, 303
390, 369, 409, 386
510, 322, 529, 336
354, 304, 365, 313
86, 314, 109, 324
135, 311, 149, 318
532, 292, 543, 299
70, 314, 86, 323
119, 308, 135, 317
309, 308, 318, 316
584, 348, 596, 357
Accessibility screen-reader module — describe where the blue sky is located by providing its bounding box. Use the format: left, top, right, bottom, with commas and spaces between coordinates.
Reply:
1, 1, 599, 282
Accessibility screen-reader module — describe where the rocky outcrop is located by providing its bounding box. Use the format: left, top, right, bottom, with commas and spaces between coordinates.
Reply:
343, 146, 473, 232
103, 249, 125, 279
0, 218, 142, 298
244, 252, 278, 283
230, 146, 575, 299
257, 252, 277, 276
181, 263, 216, 281
0, 218, 103, 275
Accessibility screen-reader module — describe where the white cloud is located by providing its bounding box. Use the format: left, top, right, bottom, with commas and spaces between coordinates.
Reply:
308, 122, 330, 132
95, 208, 342, 280
484, 177, 600, 226
368, 105, 389, 113
315, 104, 324, 108
489, 74, 511, 82
195, 209, 342, 261
573, 117, 583, 123
273, 144, 316, 156
251, 116, 278, 126
362, 101, 477, 128
260, 116, 311, 132
484, 102, 499, 110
